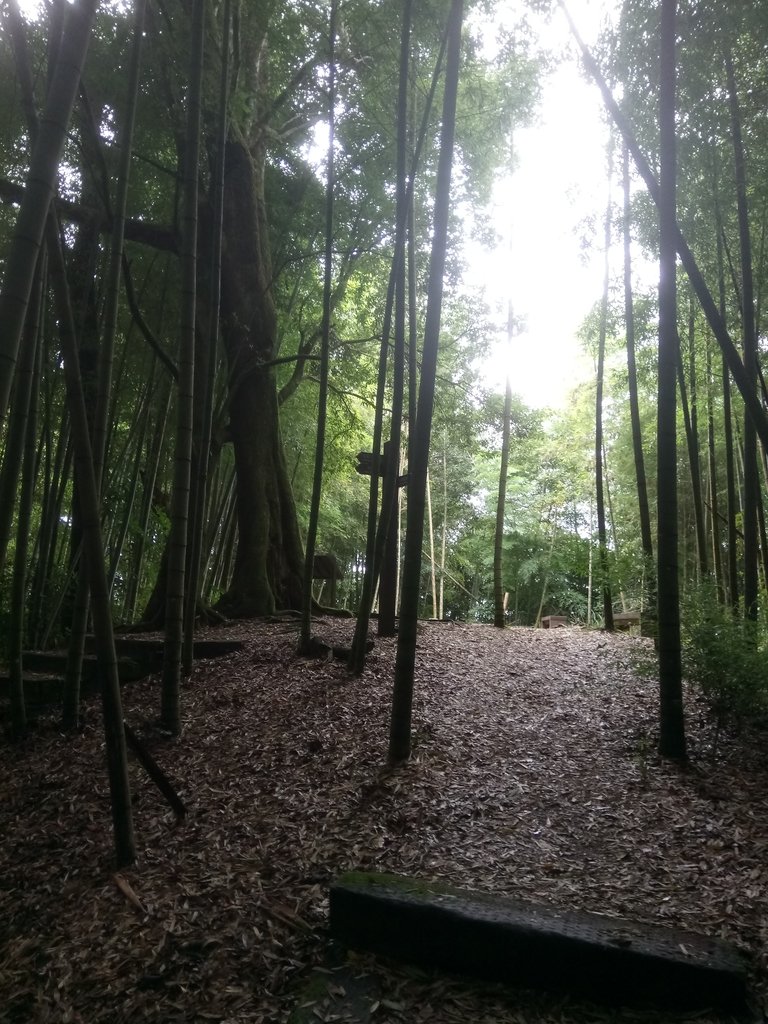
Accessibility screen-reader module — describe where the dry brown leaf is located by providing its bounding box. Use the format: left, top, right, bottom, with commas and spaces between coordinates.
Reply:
1, 620, 766, 1024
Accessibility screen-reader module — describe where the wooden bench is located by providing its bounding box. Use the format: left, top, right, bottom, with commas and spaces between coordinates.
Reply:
541, 615, 567, 629
313, 553, 343, 606
329, 872, 749, 1013
613, 611, 641, 631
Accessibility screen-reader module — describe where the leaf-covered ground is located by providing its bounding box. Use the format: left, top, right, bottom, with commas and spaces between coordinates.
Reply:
1, 620, 766, 1024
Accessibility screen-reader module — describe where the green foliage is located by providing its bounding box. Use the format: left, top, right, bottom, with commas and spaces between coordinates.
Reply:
4, 0, 763, 646
441, 388, 599, 625
681, 584, 768, 721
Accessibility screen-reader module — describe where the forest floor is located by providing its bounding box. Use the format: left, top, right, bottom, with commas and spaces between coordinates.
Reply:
1, 619, 767, 1024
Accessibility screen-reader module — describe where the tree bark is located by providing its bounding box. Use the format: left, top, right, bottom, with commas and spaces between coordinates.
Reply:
494, 347, 512, 629
349, 20, 448, 668
162, 0, 205, 734
184, 0, 231, 671
705, 338, 724, 602
389, 0, 463, 764
300, 1, 337, 653
8, 264, 43, 739
215, 139, 305, 615
622, 142, 656, 632
596, 176, 614, 631
47, 212, 136, 865
657, 0, 686, 761
726, 51, 759, 622
676, 318, 707, 580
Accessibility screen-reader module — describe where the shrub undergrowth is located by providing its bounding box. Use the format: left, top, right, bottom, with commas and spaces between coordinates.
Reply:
681, 584, 768, 723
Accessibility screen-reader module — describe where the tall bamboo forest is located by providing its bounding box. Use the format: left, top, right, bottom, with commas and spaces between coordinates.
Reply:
2, 0, 768, 848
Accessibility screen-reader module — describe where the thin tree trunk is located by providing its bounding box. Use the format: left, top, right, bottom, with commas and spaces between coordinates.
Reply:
596, 175, 614, 631
426, 468, 438, 618
64, 0, 147, 727
685, 296, 708, 577
108, 379, 154, 595
47, 212, 136, 865
348, 272, 396, 658
603, 444, 624, 608
202, 463, 235, 598
389, 0, 463, 763
676, 326, 707, 581
715, 221, 740, 612
0, 264, 41, 582
300, 0, 336, 654
407, 114, 419, 473
494, 340, 512, 628
8, 265, 43, 739
535, 521, 557, 626
378, 0, 413, 639
161, 0, 205, 733
94, 0, 146, 484
439, 441, 447, 619
210, 483, 237, 599
123, 378, 171, 622
30, 417, 72, 646
757, 488, 768, 593
705, 337, 724, 601
622, 141, 655, 633
378, 451, 401, 632
657, 0, 686, 760
184, 0, 231, 670
349, 21, 447, 670
587, 500, 594, 624
726, 51, 759, 622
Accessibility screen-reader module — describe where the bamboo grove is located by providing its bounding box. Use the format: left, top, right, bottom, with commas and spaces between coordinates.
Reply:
1, 0, 768, 861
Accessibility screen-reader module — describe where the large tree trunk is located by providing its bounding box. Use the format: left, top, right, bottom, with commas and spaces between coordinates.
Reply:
215, 137, 304, 616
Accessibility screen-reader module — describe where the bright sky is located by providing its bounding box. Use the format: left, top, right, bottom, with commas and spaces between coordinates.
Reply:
468, 0, 617, 410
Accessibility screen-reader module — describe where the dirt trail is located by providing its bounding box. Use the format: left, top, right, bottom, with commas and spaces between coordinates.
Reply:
1, 620, 765, 1023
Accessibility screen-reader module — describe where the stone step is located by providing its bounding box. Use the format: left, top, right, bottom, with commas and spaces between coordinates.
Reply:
0, 675, 66, 707
329, 872, 749, 1013
85, 636, 245, 671
0, 655, 143, 707
0, 639, 244, 708
15, 652, 145, 682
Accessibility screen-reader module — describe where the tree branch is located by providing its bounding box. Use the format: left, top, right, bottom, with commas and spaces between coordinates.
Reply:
121, 256, 179, 380
0, 176, 177, 252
